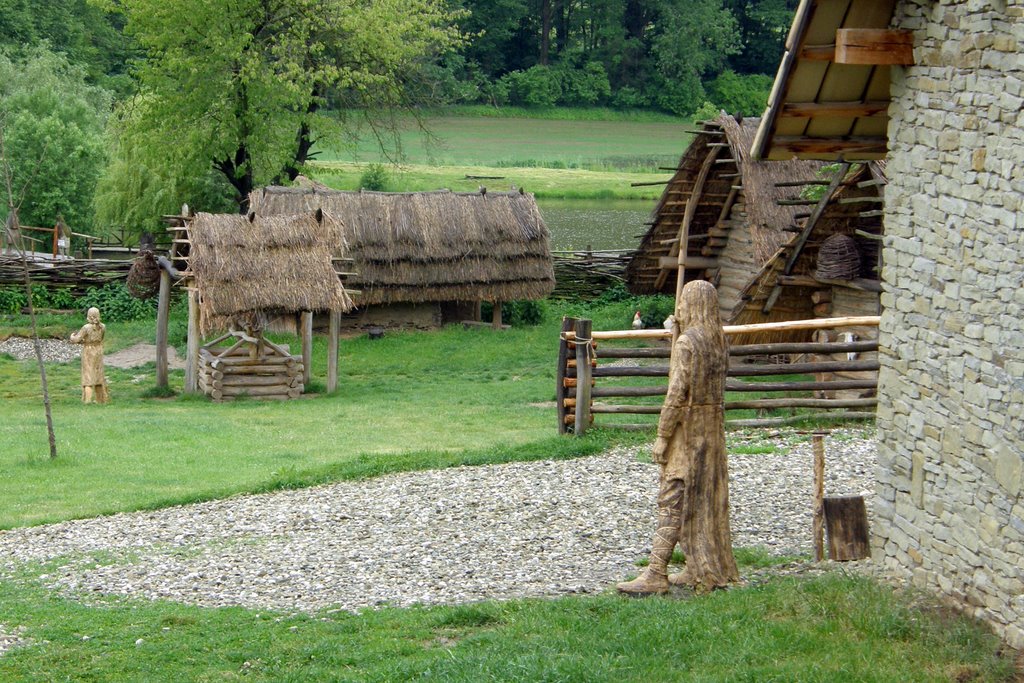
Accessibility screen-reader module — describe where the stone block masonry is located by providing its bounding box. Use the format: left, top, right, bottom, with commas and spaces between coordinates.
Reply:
876, 0, 1024, 649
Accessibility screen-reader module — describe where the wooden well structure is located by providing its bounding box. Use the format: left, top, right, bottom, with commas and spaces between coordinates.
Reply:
155, 209, 353, 400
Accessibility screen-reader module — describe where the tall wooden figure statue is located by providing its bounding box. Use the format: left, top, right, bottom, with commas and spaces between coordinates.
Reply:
70, 307, 109, 404
618, 280, 738, 594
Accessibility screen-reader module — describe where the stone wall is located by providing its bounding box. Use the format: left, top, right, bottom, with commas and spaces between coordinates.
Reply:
875, 0, 1024, 648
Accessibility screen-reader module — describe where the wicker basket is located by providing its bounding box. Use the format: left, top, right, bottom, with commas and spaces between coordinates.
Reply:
815, 234, 861, 280
126, 250, 161, 300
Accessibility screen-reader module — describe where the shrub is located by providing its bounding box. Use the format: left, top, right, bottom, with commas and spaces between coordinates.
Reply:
501, 66, 562, 108
557, 61, 611, 106
76, 282, 155, 322
359, 164, 389, 191
610, 86, 651, 110
0, 286, 27, 314
693, 100, 721, 123
481, 299, 546, 327
706, 70, 773, 118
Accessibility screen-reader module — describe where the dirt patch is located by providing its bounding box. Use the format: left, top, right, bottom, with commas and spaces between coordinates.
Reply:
106, 343, 185, 370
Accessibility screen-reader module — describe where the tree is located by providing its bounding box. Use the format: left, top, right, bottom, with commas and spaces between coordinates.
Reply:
96, 0, 463, 220
649, 0, 741, 116
0, 47, 110, 238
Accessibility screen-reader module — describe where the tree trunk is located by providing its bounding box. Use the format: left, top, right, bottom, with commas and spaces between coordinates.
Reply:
540, 0, 552, 65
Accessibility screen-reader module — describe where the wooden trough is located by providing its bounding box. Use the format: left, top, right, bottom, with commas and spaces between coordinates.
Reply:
197, 334, 304, 402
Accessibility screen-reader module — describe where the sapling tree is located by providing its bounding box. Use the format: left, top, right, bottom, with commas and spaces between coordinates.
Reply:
0, 117, 58, 459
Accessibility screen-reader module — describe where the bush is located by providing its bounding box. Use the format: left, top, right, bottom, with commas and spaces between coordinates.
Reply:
0, 286, 27, 314
609, 86, 651, 110
706, 70, 773, 118
26, 284, 76, 310
481, 300, 546, 327
693, 100, 721, 123
359, 164, 389, 191
76, 282, 155, 322
556, 61, 611, 106
501, 66, 562, 108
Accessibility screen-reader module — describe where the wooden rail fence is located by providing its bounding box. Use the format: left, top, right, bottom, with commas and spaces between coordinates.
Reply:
557, 316, 881, 434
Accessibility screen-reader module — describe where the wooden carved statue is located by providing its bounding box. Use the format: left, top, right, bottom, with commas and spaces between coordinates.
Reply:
618, 280, 738, 595
70, 307, 109, 404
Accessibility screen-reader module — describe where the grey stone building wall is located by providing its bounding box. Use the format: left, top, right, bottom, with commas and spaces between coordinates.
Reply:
875, 0, 1024, 648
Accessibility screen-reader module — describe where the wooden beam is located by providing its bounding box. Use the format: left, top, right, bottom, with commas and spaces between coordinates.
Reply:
155, 269, 171, 389
800, 44, 836, 60
659, 255, 719, 270
781, 101, 890, 119
835, 28, 914, 65
771, 137, 888, 156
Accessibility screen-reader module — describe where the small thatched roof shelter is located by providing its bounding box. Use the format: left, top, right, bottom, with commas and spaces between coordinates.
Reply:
187, 211, 353, 335
248, 187, 554, 307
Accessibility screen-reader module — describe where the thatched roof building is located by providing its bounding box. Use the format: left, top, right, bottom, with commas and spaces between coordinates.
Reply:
187, 211, 353, 335
626, 114, 825, 336
248, 187, 554, 308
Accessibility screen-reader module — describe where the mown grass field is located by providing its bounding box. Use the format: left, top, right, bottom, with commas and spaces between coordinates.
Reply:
309, 109, 694, 200
316, 110, 690, 170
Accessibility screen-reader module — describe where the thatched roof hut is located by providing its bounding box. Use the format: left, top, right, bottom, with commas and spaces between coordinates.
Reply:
187, 211, 353, 335
248, 187, 554, 307
626, 114, 826, 337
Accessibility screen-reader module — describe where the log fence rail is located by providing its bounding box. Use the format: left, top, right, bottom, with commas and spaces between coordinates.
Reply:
557, 315, 880, 434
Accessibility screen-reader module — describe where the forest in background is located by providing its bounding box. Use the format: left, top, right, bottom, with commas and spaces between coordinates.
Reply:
0, 0, 795, 240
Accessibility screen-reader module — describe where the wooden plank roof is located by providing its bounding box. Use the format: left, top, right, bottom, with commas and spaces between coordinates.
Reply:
751, 0, 900, 161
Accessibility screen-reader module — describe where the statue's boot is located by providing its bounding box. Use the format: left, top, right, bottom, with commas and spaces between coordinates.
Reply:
617, 514, 679, 595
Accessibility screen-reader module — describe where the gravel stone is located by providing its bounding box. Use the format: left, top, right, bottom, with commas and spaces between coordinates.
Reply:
0, 337, 79, 363
0, 429, 876, 614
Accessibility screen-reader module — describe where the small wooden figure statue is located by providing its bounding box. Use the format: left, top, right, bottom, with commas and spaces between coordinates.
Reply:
618, 280, 738, 595
70, 307, 109, 404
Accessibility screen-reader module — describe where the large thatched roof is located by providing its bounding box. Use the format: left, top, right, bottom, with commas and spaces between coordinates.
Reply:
188, 212, 354, 335
626, 113, 825, 296
248, 187, 554, 306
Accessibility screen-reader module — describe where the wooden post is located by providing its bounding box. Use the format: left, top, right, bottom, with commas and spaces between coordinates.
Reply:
155, 269, 171, 389
812, 432, 826, 562
556, 317, 577, 434
573, 318, 593, 435
301, 311, 313, 386
473, 300, 482, 322
185, 290, 200, 393
824, 496, 871, 560
327, 310, 340, 393
492, 300, 503, 330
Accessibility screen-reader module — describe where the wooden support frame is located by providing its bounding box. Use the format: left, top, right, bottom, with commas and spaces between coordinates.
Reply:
573, 318, 593, 436
301, 311, 313, 386
327, 311, 340, 393
834, 28, 914, 66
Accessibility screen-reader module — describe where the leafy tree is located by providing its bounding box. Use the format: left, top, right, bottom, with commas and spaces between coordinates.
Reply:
706, 69, 773, 117
0, 0, 134, 94
649, 0, 741, 116
0, 47, 110, 237
95, 0, 463, 223
724, 0, 797, 75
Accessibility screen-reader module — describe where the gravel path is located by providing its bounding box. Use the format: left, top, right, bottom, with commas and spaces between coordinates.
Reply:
0, 431, 876, 615
0, 337, 185, 369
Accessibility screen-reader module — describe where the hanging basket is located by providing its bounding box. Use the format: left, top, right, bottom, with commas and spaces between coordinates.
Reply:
126, 249, 161, 300
815, 234, 861, 281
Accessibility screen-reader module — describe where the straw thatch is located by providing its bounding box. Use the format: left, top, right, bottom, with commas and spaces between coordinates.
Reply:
248, 187, 554, 306
187, 211, 354, 335
626, 113, 825, 300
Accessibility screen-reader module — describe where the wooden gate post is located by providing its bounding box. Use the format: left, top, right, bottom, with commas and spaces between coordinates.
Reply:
556, 317, 577, 434
573, 318, 593, 435
184, 289, 200, 393
300, 311, 313, 386
155, 268, 171, 389
327, 310, 340, 393
812, 432, 826, 562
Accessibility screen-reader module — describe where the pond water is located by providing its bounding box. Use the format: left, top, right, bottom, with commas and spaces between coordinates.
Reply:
537, 198, 651, 252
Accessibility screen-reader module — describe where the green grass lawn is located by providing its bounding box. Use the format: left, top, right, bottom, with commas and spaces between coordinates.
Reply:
0, 570, 1013, 682
0, 298, 1017, 680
